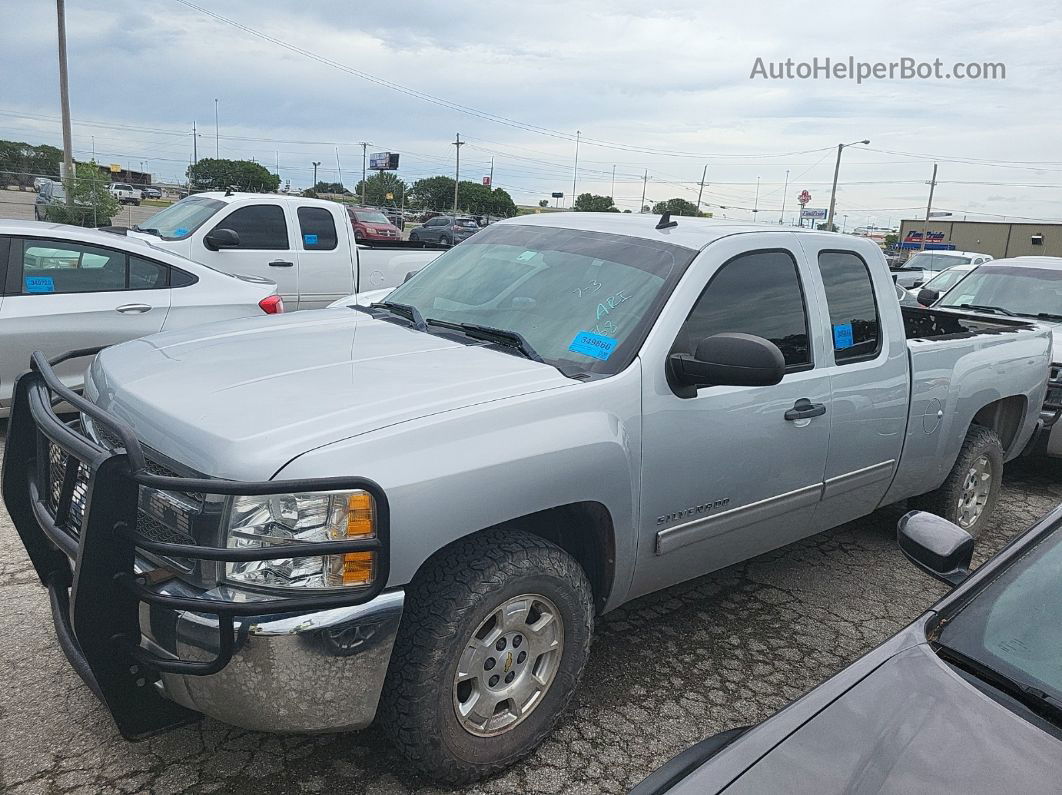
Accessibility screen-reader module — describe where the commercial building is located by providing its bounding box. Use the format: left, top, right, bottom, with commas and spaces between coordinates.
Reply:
898, 219, 1062, 259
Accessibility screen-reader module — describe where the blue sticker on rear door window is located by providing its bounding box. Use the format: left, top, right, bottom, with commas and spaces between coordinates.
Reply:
304, 233, 318, 246
833, 322, 854, 349
568, 331, 618, 360
24, 276, 55, 293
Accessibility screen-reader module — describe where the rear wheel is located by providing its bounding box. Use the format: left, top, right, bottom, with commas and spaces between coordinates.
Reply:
440, 234, 452, 246
913, 424, 1003, 539
379, 530, 594, 783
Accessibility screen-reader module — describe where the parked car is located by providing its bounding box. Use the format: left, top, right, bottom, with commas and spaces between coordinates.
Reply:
141, 186, 162, 200
108, 183, 142, 206
0, 219, 281, 417
632, 505, 1062, 794
909, 260, 979, 304
34, 181, 65, 220
891, 250, 992, 289
4, 215, 1050, 783
929, 256, 1062, 457
123, 193, 443, 309
347, 206, 403, 241
408, 214, 480, 245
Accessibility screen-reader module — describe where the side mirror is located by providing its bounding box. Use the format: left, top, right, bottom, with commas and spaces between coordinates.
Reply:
203, 228, 239, 251
916, 288, 939, 307
669, 332, 785, 390
897, 511, 973, 586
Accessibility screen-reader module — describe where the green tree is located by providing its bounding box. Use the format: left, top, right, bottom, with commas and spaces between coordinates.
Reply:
409, 175, 455, 211
353, 172, 409, 206
186, 158, 280, 192
572, 193, 618, 212
884, 233, 899, 248
538, 199, 549, 208
455, 181, 517, 217
817, 222, 838, 232
652, 197, 700, 216
313, 181, 348, 195
0, 140, 61, 189
42, 162, 119, 227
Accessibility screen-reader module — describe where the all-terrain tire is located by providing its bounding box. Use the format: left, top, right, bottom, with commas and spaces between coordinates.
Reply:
378, 529, 594, 784
912, 424, 1003, 539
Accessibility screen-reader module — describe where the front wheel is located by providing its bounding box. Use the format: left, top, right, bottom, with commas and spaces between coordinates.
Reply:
440, 234, 452, 246
379, 530, 594, 783
913, 424, 1003, 539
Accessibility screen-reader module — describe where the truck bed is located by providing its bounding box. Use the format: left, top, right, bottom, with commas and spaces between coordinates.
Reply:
901, 305, 1037, 341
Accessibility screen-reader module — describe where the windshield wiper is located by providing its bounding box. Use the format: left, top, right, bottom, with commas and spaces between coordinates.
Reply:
1035, 313, 1062, 322
426, 319, 544, 363
132, 225, 161, 237
369, 301, 428, 332
956, 303, 1016, 317
936, 643, 1062, 727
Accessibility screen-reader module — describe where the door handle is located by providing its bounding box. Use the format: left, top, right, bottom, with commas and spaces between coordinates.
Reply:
116, 303, 151, 314
269, 260, 294, 267
784, 398, 827, 421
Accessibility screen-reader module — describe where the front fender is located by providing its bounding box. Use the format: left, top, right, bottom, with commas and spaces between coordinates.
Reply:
274, 368, 642, 608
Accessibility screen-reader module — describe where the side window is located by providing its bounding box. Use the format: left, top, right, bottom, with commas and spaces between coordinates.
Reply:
297, 207, 338, 251
817, 251, 881, 363
679, 250, 811, 369
170, 267, 197, 288
20, 240, 127, 294
128, 256, 169, 289
212, 205, 288, 250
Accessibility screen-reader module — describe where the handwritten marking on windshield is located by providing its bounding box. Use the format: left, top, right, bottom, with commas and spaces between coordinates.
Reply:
572, 280, 603, 298
596, 291, 630, 320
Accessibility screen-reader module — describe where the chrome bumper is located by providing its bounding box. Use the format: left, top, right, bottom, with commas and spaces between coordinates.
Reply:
143, 589, 404, 733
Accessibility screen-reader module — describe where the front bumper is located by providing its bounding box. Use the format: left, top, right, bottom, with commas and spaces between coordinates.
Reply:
1, 349, 395, 738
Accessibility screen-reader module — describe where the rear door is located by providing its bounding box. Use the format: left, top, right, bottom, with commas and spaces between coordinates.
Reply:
198, 203, 299, 306
0, 237, 169, 396
293, 205, 352, 309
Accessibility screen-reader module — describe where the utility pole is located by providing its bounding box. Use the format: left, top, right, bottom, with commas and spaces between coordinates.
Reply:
571, 130, 580, 207
489, 156, 494, 188
335, 147, 344, 189
779, 169, 790, 224
214, 98, 219, 158
358, 141, 371, 203
695, 164, 708, 214
55, 0, 74, 207
192, 122, 198, 165
275, 150, 279, 177
640, 170, 649, 212
611, 165, 616, 201
752, 176, 760, 216
452, 133, 464, 213
920, 163, 938, 252
312, 161, 321, 189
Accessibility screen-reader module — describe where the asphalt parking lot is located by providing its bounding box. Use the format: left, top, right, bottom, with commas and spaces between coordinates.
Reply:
2, 422, 1060, 794
0, 187, 161, 228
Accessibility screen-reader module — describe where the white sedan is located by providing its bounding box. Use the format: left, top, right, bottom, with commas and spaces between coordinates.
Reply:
0, 220, 282, 416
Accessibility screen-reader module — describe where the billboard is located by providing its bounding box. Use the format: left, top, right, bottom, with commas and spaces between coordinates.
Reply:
799, 207, 827, 219
369, 152, 400, 170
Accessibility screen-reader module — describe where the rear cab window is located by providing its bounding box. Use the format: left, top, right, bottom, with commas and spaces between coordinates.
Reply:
816, 250, 881, 363
298, 207, 339, 250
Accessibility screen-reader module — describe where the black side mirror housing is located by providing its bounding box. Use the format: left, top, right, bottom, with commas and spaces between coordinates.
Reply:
204, 228, 240, 251
897, 510, 974, 586
917, 288, 939, 307
669, 332, 786, 392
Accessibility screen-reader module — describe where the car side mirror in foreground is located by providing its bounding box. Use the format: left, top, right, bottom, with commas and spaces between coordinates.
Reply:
204, 228, 240, 251
897, 510, 973, 586
669, 332, 786, 390
917, 288, 939, 307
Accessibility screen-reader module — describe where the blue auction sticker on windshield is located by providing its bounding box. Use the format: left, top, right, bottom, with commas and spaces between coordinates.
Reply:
833, 322, 854, 349
24, 276, 55, 293
304, 233, 318, 245
173, 227, 188, 237
569, 331, 618, 361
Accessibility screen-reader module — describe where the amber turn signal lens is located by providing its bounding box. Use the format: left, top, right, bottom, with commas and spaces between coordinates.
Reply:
346, 492, 375, 538
341, 551, 375, 586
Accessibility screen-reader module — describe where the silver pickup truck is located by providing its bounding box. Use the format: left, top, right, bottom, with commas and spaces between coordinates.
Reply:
3, 214, 1051, 783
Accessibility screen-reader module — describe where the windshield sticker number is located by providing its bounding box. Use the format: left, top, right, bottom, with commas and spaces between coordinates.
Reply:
833, 322, 854, 349
24, 276, 55, 293
303, 233, 319, 246
517, 250, 537, 262
173, 227, 188, 236
569, 331, 618, 361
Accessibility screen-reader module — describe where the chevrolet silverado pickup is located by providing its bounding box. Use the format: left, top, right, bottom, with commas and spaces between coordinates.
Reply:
3, 213, 1051, 783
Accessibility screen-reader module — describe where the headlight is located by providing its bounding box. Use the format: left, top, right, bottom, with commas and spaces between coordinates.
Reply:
224, 490, 376, 590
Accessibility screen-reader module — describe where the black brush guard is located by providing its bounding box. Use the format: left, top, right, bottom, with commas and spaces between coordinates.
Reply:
1, 349, 390, 739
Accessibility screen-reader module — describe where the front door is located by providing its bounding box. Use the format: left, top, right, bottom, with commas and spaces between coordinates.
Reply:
631, 235, 832, 600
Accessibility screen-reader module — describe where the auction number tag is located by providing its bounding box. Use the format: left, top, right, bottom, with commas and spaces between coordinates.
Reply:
833, 322, 854, 349
303, 233, 319, 245
24, 276, 55, 293
568, 331, 618, 361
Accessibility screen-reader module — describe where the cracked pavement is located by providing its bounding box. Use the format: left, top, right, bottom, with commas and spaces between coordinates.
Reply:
3, 424, 1061, 794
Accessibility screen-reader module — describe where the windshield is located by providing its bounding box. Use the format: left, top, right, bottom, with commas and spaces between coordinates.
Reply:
937, 524, 1062, 709
939, 267, 1062, 318
383, 224, 694, 376
354, 210, 391, 225
137, 195, 226, 239
923, 266, 972, 293
899, 253, 971, 272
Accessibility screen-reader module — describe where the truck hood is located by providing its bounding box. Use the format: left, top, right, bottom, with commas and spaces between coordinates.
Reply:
87, 309, 574, 479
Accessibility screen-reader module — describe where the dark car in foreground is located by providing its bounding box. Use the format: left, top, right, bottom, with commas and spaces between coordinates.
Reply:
633, 507, 1062, 794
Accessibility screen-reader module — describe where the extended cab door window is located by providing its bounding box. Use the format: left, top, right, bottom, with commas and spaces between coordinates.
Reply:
816, 251, 881, 364
677, 249, 812, 370
212, 205, 289, 249
297, 207, 338, 251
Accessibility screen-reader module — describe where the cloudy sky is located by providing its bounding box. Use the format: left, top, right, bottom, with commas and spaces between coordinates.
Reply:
4, 0, 1061, 225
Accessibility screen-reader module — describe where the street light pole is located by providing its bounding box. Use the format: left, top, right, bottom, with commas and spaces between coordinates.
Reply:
640, 170, 648, 212
214, 98, 219, 158
571, 130, 580, 207
779, 169, 790, 224
695, 163, 708, 214
55, 0, 74, 207
452, 133, 464, 213
358, 141, 371, 203
920, 163, 939, 252
826, 139, 869, 231
312, 161, 321, 189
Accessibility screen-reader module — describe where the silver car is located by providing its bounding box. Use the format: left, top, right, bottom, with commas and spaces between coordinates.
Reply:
0, 220, 281, 416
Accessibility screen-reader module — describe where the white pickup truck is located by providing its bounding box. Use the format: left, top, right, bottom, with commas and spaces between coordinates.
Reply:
116, 193, 445, 310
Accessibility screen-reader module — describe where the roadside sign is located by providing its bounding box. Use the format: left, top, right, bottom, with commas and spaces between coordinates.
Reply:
798, 190, 812, 205
109, 164, 122, 173
551, 192, 564, 198
482, 176, 491, 186
800, 207, 827, 219
385, 192, 394, 200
